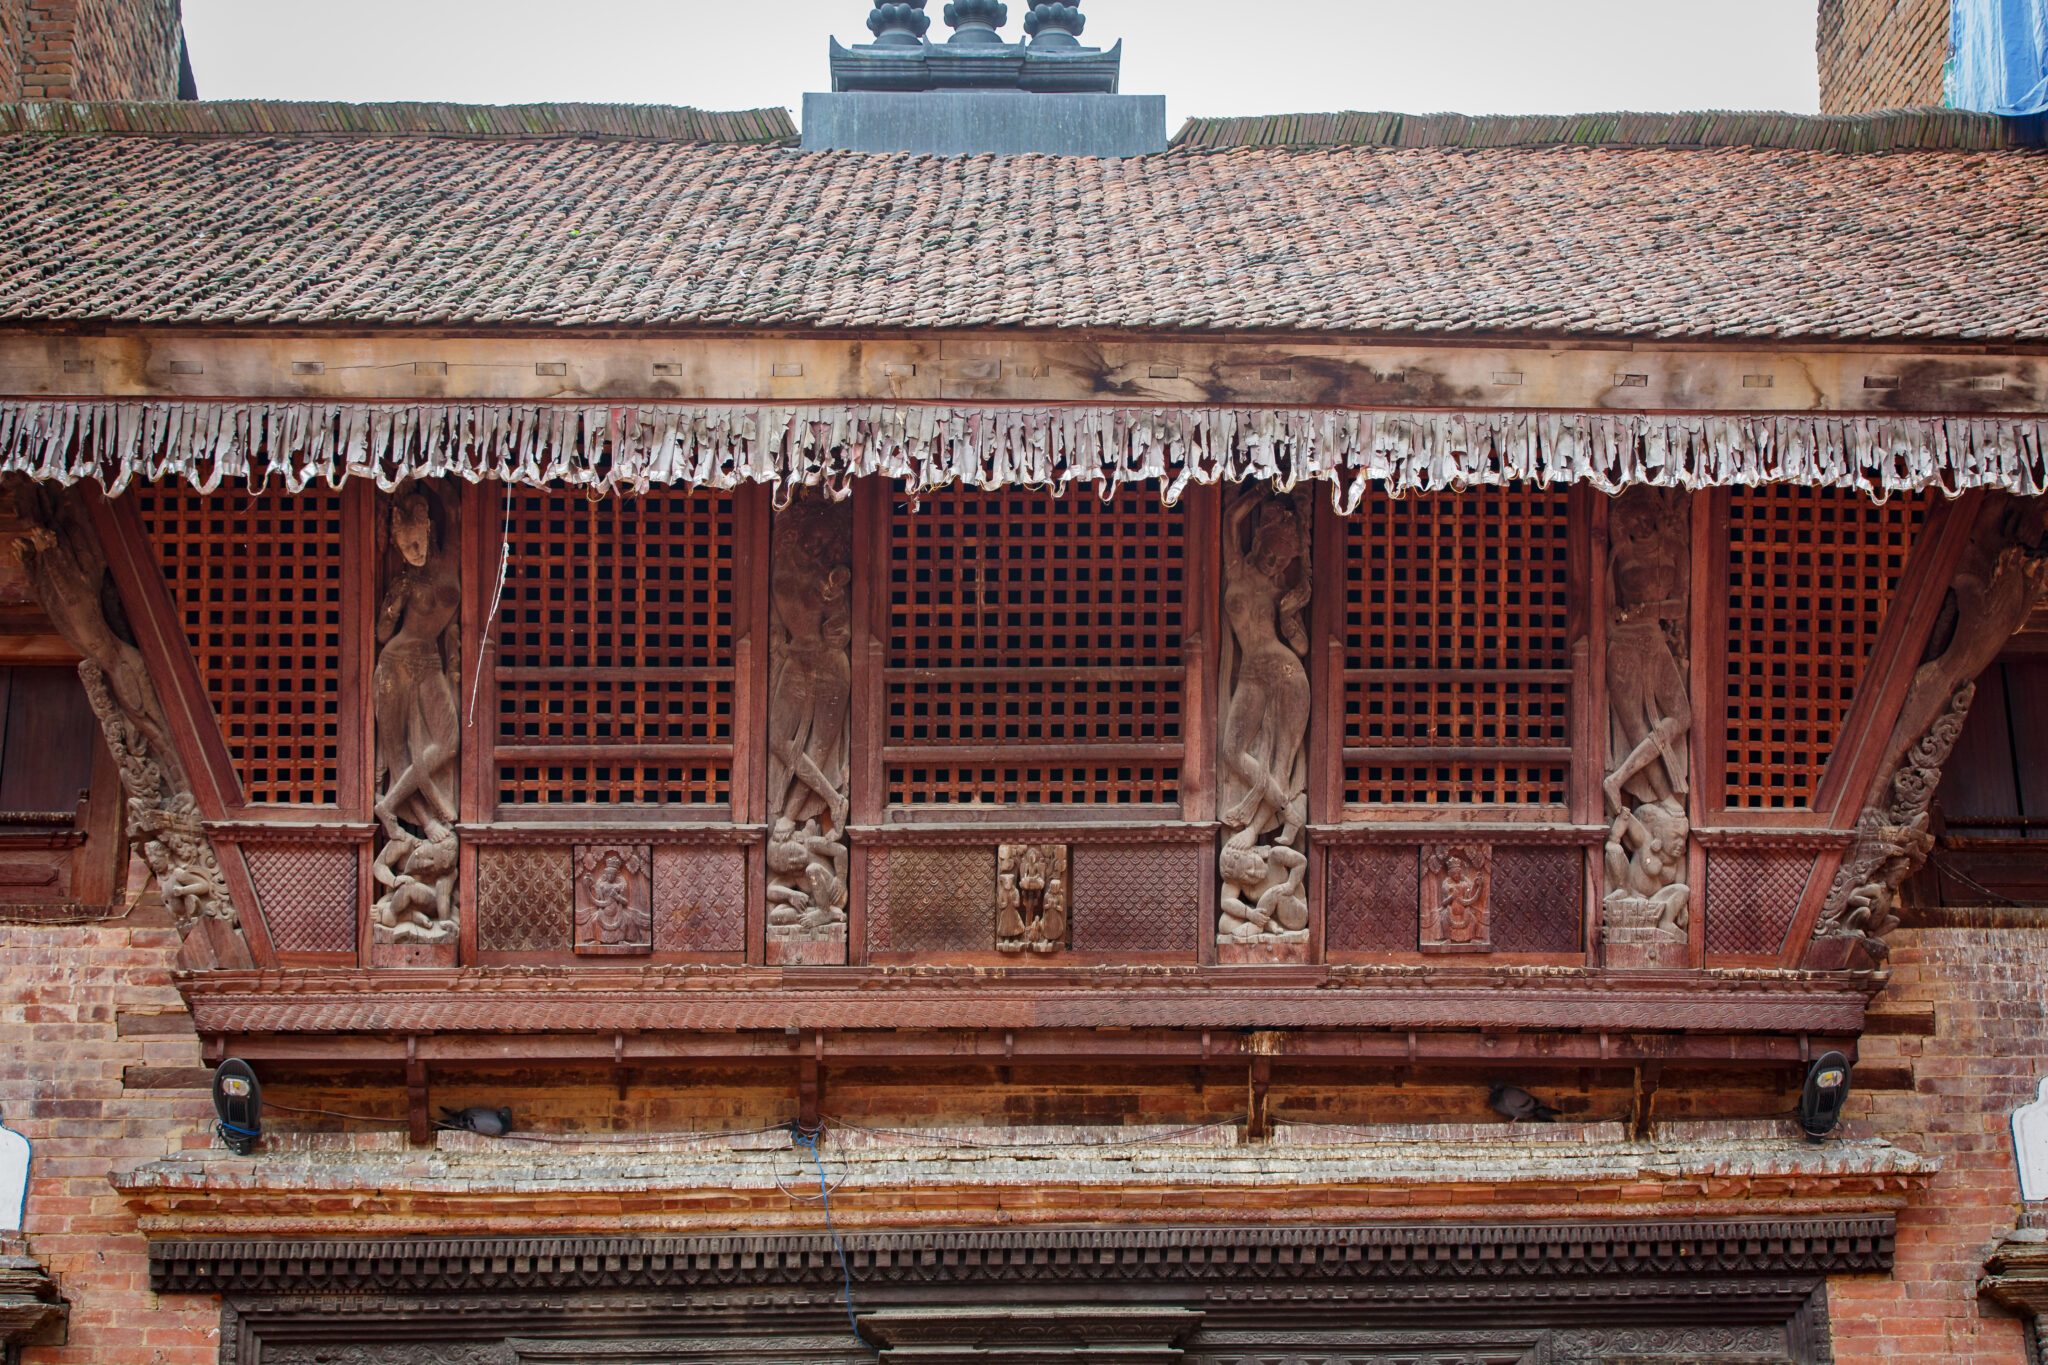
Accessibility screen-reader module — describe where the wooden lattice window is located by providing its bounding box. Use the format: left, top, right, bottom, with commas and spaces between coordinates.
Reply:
886, 484, 1186, 806
1342, 488, 1572, 805
137, 487, 344, 805
494, 491, 734, 806
1723, 486, 1930, 808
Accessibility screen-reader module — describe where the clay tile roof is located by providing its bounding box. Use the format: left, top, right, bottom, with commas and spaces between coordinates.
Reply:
0, 101, 2044, 341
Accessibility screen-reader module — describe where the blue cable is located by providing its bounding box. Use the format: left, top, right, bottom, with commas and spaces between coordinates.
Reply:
790, 1121, 879, 1359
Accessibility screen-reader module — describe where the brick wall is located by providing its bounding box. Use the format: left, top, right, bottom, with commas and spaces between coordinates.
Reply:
9, 0, 184, 103
0, 1, 20, 101
1828, 926, 2048, 1363
1, 910, 221, 1365
1817, 0, 1951, 113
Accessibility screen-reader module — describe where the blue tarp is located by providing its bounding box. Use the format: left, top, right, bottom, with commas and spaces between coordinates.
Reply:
1949, 0, 2048, 115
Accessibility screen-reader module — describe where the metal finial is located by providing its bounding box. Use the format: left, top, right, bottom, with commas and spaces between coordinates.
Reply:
1021, 2, 1084, 46
866, 0, 931, 45
941, 0, 1008, 45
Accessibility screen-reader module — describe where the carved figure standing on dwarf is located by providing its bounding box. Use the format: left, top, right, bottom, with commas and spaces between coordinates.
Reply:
371, 487, 462, 936
1217, 485, 1312, 945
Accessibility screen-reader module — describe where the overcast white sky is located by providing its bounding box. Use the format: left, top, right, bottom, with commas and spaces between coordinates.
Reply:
181, 1, 1823, 129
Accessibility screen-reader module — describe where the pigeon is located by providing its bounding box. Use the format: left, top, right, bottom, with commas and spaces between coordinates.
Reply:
1488, 1082, 1559, 1123
438, 1106, 514, 1136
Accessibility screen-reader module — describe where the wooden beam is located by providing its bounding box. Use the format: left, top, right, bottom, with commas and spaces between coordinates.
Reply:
201, 1025, 1861, 1071
4, 331, 2044, 418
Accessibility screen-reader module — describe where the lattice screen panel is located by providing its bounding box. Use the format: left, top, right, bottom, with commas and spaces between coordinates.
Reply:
1488, 846, 1583, 953
1723, 487, 1930, 809
1069, 845, 1200, 952
495, 491, 734, 806
886, 485, 1185, 806
1326, 846, 1420, 953
242, 844, 358, 954
876, 845, 996, 953
1343, 489, 1572, 806
137, 487, 344, 805
1705, 849, 1814, 956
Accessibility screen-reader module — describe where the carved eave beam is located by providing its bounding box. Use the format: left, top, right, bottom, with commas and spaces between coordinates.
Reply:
1982, 1231, 2048, 1352
0, 1252, 67, 1353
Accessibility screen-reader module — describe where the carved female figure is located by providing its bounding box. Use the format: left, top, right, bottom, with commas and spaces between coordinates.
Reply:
1602, 799, 1690, 936
373, 489, 461, 841
1603, 489, 1690, 813
1219, 488, 1312, 844
768, 495, 854, 833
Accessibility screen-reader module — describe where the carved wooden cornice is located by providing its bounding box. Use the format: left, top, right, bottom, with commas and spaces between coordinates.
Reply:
1311, 823, 1606, 847
205, 820, 375, 844
1693, 827, 1858, 852
172, 963, 1876, 1040
148, 1218, 1897, 1297
456, 822, 768, 846
853, 822, 1220, 846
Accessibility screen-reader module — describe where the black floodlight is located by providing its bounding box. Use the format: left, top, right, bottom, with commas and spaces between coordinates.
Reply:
211, 1058, 263, 1155
1798, 1051, 1852, 1143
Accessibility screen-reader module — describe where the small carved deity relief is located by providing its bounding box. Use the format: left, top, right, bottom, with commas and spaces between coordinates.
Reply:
1216, 483, 1313, 962
766, 490, 854, 966
1421, 844, 1491, 952
370, 484, 463, 962
573, 845, 653, 955
995, 843, 1069, 953
1600, 488, 1693, 969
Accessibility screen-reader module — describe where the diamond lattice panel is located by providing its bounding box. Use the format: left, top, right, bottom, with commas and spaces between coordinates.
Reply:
882, 846, 996, 953
1488, 845, 1583, 953
1326, 846, 1420, 952
495, 491, 735, 807
1724, 487, 1930, 809
886, 484, 1185, 807
1706, 849, 1815, 956
242, 844, 357, 954
476, 846, 574, 951
652, 846, 746, 953
1343, 489, 1572, 806
136, 487, 344, 804
1069, 844, 1200, 952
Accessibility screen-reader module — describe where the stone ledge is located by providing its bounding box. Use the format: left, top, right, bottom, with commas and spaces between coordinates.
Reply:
111, 1121, 1933, 1238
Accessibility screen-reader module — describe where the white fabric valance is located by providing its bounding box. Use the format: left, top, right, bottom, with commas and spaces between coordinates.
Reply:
2, 400, 2045, 504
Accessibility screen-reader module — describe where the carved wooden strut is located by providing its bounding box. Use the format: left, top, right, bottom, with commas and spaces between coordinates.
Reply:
8, 480, 249, 969
370, 484, 461, 951
1600, 488, 1692, 969
1808, 494, 2048, 967
1217, 483, 1313, 957
766, 491, 854, 964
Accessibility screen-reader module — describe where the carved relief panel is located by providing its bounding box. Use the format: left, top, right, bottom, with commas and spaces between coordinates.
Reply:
996, 843, 1069, 954
1600, 487, 1692, 970
1420, 844, 1491, 952
573, 845, 653, 955
766, 490, 852, 966
1217, 483, 1313, 964
370, 482, 461, 968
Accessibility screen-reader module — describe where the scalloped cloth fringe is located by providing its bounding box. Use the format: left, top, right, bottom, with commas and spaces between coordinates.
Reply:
3, 401, 2045, 505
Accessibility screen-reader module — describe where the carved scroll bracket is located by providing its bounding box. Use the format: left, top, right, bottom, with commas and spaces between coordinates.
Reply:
1216, 483, 1313, 964
8, 480, 252, 970
1600, 488, 1692, 971
766, 491, 853, 966
369, 483, 461, 967
1809, 494, 2048, 969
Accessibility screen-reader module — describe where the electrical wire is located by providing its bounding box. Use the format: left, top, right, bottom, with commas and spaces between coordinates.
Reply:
266, 1102, 403, 1125
791, 1120, 880, 1360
